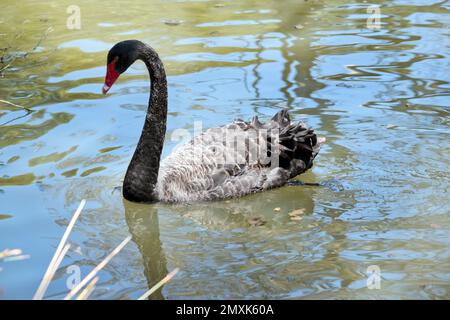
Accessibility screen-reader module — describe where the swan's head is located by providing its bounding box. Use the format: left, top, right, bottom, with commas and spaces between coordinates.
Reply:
103, 40, 142, 94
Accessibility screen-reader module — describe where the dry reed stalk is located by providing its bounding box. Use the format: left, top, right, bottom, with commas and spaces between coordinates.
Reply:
137, 268, 180, 300
64, 235, 132, 300
76, 276, 99, 300
33, 199, 86, 300
0, 99, 34, 112
46, 243, 71, 283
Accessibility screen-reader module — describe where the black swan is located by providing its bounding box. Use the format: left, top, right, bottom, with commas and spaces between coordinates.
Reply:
102, 40, 325, 203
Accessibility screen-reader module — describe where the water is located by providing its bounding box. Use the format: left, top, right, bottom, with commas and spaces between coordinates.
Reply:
0, 0, 449, 299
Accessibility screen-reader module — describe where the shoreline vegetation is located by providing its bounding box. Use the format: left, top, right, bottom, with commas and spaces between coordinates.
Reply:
1, 26, 53, 116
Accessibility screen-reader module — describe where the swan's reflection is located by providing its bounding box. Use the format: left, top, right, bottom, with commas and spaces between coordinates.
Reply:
172, 186, 318, 229
123, 184, 321, 299
123, 200, 167, 300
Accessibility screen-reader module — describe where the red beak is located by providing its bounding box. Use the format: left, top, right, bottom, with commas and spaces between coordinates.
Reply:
102, 60, 120, 94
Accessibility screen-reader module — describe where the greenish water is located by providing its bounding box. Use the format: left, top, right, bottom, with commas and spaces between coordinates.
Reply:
1, 0, 449, 299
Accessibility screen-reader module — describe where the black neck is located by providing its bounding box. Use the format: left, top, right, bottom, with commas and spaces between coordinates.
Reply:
123, 45, 167, 203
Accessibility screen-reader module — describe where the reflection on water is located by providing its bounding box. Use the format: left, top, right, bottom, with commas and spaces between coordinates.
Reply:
0, 0, 449, 299
124, 201, 167, 300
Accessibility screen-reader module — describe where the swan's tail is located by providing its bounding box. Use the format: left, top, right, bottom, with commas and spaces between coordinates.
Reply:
269, 109, 325, 178
234, 109, 324, 178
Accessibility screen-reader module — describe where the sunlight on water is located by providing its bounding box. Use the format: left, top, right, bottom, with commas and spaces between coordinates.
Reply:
0, 0, 449, 299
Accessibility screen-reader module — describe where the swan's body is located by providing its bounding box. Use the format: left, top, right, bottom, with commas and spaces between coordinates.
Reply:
103, 40, 324, 203
156, 112, 324, 202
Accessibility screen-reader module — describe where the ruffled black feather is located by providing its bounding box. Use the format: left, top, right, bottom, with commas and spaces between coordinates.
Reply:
245, 109, 322, 179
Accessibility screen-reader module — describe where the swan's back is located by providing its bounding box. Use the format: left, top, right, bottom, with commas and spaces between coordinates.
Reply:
156, 110, 324, 202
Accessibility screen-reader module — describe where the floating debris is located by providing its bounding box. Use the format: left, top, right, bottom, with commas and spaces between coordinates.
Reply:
162, 19, 182, 26
273, 207, 281, 212
294, 24, 304, 30
386, 124, 397, 129
288, 208, 305, 218
0, 214, 12, 220
0, 248, 29, 262
248, 217, 266, 227
0, 249, 22, 260
3, 254, 30, 262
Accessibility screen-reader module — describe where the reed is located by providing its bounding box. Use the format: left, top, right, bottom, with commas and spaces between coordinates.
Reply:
0, 248, 30, 262
138, 268, 180, 300
0, 99, 34, 113
64, 235, 132, 300
31, 199, 176, 300
33, 199, 86, 300
76, 277, 99, 300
